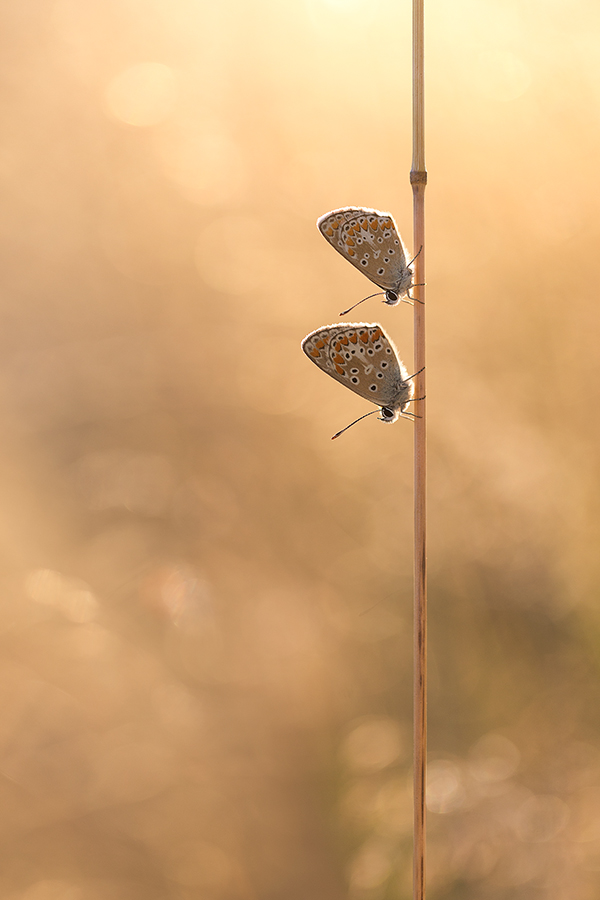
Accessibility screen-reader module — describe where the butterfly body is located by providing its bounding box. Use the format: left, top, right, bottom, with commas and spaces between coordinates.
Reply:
301, 323, 414, 424
317, 207, 414, 305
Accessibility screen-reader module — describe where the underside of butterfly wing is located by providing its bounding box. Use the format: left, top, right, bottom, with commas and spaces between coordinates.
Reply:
302, 322, 413, 413
317, 207, 413, 296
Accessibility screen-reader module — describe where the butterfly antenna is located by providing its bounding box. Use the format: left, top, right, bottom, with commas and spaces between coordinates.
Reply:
331, 409, 379, 440
339, 292, 384, 316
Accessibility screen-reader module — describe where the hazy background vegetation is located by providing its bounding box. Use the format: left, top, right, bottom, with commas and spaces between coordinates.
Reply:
0, 0, 599, 898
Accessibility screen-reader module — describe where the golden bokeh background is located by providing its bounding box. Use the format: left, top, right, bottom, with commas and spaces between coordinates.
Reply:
1, 0, 599, 897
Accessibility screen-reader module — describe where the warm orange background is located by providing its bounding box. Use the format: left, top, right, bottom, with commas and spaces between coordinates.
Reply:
0, 1, 598, 898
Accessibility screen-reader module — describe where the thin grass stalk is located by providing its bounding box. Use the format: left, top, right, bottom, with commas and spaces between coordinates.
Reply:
410, 0, 427, 896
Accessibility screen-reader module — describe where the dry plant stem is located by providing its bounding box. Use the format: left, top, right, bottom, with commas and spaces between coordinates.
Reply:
411, 0, 427, 896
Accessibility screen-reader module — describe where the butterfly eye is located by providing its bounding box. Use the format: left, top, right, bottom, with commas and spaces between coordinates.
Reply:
381, 407, 394, 419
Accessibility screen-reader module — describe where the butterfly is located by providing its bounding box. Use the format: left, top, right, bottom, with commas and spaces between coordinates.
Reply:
301, 323, 422, 438
317, 207, 420, 315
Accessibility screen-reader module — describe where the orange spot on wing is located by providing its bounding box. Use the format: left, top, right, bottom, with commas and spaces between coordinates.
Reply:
335, 364, 344, 375
371, 328, 382, 341
340, 336, 349, 345
370, 220, 378, 231
360, 331, 369, 343
332, 221, 340, 230
315, 340, 325, 349
349, 333, 358, 343
310, 349, 320, 358
325, 228, 334, 237
347, 248, 356, 257
334, 354, 344, 364
361, 220, 368, 230
345, 237, 355, 247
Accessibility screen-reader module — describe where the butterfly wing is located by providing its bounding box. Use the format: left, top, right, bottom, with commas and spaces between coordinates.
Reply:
317, 207, 413, 296
302, 322, 413, 412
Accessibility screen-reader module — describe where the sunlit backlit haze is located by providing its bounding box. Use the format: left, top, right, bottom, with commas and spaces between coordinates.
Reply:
0, 0, 599, 897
